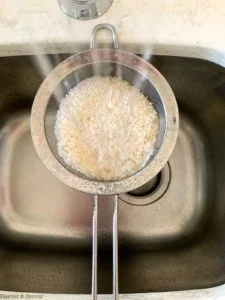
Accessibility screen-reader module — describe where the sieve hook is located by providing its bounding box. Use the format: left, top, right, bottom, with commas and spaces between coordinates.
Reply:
90, 23, 119, 49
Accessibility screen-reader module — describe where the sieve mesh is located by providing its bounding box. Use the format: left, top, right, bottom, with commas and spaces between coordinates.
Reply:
44, 62, 167, 181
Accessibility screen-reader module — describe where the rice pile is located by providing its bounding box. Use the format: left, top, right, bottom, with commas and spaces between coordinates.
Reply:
55, 76, 159, 181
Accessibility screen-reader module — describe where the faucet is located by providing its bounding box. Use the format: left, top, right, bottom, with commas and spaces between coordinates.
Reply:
58, 0, 113, 20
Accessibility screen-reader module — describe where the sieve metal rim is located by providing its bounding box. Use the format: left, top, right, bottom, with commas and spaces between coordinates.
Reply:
31, 48, 179, 195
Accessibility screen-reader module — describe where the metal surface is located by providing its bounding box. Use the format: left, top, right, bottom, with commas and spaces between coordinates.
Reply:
58, 0, 113, 20
0, 54, 224, 294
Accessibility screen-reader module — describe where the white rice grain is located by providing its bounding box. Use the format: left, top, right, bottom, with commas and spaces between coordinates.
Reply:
55, 76, 159, 181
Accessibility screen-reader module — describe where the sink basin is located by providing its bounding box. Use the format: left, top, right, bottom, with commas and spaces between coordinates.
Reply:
0, 54, 224, 294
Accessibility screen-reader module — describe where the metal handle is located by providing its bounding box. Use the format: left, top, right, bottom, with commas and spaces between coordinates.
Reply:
113, 195, 119, 299
90, 23, 119, 49
92, 195, 98, 300
91, 194, 119, 300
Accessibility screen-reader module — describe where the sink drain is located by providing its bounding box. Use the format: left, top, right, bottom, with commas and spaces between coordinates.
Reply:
120, 163, 171, 206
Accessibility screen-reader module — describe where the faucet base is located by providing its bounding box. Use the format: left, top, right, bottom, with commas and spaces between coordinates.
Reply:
58, 0, 113, 20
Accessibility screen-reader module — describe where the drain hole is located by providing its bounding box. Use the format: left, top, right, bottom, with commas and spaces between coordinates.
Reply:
128, 172, 162, 197
120, 163, 171, 206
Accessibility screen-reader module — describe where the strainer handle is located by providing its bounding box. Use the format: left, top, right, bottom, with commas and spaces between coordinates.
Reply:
92, 195, 98, 299
91, 194, 119, 300
113, 195, 119, 299
90, 23, 119, 49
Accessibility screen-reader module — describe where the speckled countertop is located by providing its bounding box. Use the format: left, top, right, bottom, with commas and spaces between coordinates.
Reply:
0, 0, 225, 66
0, 0, 225, 299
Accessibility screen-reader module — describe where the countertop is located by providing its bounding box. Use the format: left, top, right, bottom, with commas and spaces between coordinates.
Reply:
0, 0, 225, 66
1, 287, 225, 300
0, 0, 225, 299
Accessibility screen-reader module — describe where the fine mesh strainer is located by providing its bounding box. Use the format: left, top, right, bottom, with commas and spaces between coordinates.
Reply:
31, 24, 179, 299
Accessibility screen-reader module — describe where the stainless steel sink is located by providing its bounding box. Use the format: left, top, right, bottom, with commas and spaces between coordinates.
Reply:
0, 54, 224, 294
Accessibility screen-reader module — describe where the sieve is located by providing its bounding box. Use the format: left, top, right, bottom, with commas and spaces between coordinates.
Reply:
31, 24, 179, 299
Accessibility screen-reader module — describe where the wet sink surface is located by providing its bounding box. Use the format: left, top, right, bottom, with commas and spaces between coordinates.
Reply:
0, 55, 224, 294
